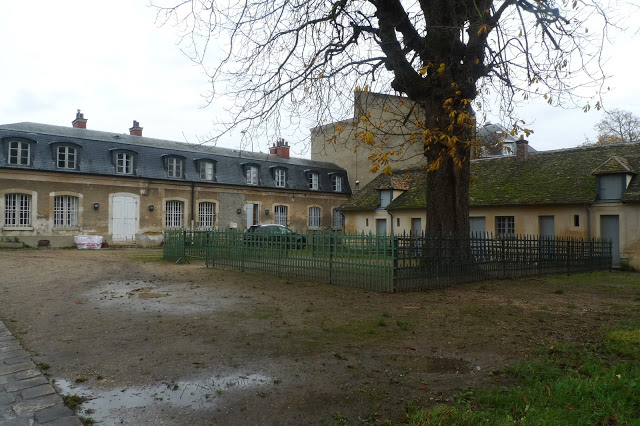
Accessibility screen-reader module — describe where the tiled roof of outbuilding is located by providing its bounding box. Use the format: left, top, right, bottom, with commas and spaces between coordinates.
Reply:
591, 156, 635, 175
0, 122, 350, 194
339, 142, 640, 210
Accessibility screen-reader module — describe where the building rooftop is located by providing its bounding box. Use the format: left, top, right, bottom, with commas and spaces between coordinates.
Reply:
339, 142, 640, 210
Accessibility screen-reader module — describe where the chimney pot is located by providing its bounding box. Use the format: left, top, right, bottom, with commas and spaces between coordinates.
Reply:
129, 120, 143, 136
72, 109, 88, 129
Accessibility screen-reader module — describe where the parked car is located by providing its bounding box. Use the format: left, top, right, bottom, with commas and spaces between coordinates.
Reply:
245, 224, 307, 249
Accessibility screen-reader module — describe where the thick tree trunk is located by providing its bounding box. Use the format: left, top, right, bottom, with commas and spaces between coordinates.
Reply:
421, 100, 471, 239
425, 147, 470, 238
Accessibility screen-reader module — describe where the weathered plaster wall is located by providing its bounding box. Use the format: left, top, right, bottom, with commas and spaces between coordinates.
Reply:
0, 169, 349, 247
311, 92, 426, 189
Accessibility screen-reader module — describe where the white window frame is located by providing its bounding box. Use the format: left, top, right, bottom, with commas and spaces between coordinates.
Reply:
199, 161, 215, 180
116, 152, 134, 175
308, 206, 321, 228
198, 202, 216, 229
333, 209, 344, 229
167, 157, 183, 178
8, 141, 31, 166
496, 216, 515, 237
53, 195, 78, 228
309, 173, 319, 190
56, 146, 76, 169
274, 205, 288, 226
4, 193, 31, 227
166, 200, 184, 228
275, 169, 286, 188
246, 166, 259, 185
332, 175, 343, 192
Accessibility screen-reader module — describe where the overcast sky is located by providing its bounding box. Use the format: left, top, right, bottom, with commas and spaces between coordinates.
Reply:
1, 1, 639, 157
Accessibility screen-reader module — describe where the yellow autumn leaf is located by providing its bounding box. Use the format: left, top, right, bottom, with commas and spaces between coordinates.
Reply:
437, 63, 446, 76
477, 24, 490, 36
364, 131, 375, 145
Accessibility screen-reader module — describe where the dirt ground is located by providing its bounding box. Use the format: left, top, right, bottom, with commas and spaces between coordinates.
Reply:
0, 249, 638, 425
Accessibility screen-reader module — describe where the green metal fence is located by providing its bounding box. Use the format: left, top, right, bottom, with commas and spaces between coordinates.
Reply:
205, 230, 395, 291
162, 229, 209, 262
163, 229, 612, 292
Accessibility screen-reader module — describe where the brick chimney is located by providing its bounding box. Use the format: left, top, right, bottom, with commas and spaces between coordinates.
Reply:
516, 135, 529, 161
129, 120, 143, 136
270, 138, 290, 159
72, 110, 87, 129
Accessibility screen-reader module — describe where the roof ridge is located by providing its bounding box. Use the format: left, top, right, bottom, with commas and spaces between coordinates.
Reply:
0, 122, 343, 169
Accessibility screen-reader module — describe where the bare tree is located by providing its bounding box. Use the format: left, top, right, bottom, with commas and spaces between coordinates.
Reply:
152, 0, 616, 237
594, 109, 640, 144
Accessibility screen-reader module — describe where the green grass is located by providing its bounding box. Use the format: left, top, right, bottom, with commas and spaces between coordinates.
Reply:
403, 319, 640, 425
63, 394, 89, 410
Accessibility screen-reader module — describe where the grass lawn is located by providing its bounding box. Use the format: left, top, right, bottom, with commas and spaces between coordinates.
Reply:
404, 272, 640, 425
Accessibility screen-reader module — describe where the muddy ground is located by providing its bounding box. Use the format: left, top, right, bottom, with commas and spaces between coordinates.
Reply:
0, 249, 638, 425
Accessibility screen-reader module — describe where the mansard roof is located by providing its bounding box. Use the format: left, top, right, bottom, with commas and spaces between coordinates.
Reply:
0, 122, 350, 194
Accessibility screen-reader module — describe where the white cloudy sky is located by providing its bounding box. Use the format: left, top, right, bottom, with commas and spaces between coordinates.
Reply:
1, 1, 639, 156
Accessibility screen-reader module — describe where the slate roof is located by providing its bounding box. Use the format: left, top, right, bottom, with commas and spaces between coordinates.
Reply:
0, 122, 350, 194
339, 142, 640, 210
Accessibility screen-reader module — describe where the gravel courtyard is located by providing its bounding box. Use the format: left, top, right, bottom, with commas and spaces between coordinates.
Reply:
0, 249, 637, 425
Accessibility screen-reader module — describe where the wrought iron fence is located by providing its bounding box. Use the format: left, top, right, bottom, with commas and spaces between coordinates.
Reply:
394, 232, 612, 291
163, 229, 612, 292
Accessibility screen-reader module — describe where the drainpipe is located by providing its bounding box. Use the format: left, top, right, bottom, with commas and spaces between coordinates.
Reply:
190, 182, 196, 230
387, 209, 394, 236
585, 203, 592, 238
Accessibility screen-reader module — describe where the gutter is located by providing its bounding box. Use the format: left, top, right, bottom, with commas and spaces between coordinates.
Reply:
190, 182, 196, 230
586, 203, 592, 238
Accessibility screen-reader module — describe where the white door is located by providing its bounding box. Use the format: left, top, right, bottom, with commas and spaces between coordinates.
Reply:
246, 203, 259, 229
112, 196, 138, 242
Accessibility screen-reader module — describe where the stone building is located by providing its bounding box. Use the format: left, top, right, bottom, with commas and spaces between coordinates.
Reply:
0, 112, 350, 247
339, 141, 640, 268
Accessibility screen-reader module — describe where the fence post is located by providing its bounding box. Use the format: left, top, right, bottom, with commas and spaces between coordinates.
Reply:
241, 230, 245, 272
392, 235, 398, 293
501, 237, 506, 279
206, 230, 210, 267
566, 239, 571, 275
329, 233, 334, 285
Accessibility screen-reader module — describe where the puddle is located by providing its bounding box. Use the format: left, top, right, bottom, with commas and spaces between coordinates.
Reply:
55, 372, 270, 424
91, 280, 228, 314
393, 355, 478, 374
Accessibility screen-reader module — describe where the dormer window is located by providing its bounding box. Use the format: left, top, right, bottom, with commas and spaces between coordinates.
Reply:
7, 140, 32, 166
592, 156, 635, 202
379, 189, 393, 208
246, 165, 259, 185
111, 150, 137, 175
117, 152, 134, 174
332, 175, 343, 192
198, 160, 216, 181
308, 172, 319, 190
165, 156, 184, 178
275, 168, 286, 188
55, 145, 77, 169
597, 174, 626, 201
